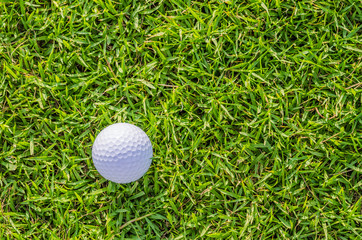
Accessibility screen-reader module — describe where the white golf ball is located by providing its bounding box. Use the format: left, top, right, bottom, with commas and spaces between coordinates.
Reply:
92, 123, 153, 183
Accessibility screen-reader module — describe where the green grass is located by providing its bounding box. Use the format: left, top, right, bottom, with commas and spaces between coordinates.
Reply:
0, 0, 361, 239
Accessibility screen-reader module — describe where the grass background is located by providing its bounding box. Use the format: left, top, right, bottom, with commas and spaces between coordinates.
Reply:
0, 0, 361, 239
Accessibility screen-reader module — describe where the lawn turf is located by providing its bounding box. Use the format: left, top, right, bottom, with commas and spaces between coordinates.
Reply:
0, 0, 361, 239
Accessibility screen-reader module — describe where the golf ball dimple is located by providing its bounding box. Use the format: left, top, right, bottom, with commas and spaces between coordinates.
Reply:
92, 123, 153, 184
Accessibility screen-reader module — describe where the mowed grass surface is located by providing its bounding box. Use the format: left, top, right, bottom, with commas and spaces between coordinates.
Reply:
0, 0, 361, 239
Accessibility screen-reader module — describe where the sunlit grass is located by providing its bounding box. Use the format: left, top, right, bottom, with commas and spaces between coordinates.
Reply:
0, 0, 361, 239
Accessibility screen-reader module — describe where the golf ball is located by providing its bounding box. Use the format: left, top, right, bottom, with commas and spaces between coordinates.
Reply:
92, 123, 153, 183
